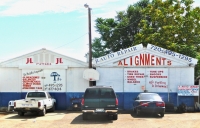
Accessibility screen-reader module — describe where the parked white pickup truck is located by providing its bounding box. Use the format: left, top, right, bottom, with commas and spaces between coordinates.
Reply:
14, 91, 56, 116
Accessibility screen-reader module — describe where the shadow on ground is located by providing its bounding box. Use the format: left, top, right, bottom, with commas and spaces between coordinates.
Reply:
4, 111, 66, 119
70, 113, 115, 124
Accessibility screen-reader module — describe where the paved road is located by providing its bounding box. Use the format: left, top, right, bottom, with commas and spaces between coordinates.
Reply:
0, 111, 200, 128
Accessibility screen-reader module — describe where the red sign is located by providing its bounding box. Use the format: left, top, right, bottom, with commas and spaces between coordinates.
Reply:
118, 53, 172, 66
25, 58, 63, 65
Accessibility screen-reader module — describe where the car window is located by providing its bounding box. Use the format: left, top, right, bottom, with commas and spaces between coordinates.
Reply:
84, 88, 99, 98
99, 88, 115, 98
27, 92, 46, 98
140, 94, 162, 101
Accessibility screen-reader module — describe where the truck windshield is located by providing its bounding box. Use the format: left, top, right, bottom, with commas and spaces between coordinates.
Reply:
27, 92, 46, 98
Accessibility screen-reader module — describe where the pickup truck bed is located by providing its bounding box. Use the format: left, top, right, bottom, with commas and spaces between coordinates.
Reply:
14, 91, 56, 116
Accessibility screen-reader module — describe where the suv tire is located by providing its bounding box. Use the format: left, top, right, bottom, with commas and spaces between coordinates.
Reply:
113, 114, 118, 120
82, 113, 88, 120
160, 112, 164, 117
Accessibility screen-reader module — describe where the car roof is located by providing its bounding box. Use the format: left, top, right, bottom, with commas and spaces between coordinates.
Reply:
139, 93, 159, 95
28, 91, 47, 92
86, 86, 113, 89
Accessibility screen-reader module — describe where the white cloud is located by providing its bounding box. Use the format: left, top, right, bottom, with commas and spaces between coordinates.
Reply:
1, 0, 199, 16
0, 0, 121, 16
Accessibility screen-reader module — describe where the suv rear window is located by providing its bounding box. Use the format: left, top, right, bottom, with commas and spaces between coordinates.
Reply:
84, 88, 99, 98
84, 88, 115, 98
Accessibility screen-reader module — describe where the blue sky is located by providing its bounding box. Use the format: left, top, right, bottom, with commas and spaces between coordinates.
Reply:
0, 0, 200, 62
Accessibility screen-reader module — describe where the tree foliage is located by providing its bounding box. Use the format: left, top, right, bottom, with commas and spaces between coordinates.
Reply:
93, 0, 150, 53
92, 38, 109, 58
134, 0, 200, 57
134, 0, 200, 77
92, 0, 200, 78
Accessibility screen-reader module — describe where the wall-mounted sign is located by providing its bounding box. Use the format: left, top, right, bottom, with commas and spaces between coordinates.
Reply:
124, 68, 168, 92
124, 69, 144, 85
93, 44, 143, 64
43, 70, 66, 92
146, 68, 168, 92
117, 53, 172, 66
22, 69, 43, 91
25, 57, 64, 65
178, 85, 199, 96
147, 44, 198, 64
22, 69, 66, 92
124, 68, 145, 92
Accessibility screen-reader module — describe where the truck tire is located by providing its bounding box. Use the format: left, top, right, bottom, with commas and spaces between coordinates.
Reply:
18, 112, 24, 116
49, 104, 55, 112
40, 107, 46, 116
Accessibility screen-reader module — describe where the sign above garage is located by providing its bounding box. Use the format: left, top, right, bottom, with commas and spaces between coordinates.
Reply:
0, 48, 88, 68
93, 43, 198, 67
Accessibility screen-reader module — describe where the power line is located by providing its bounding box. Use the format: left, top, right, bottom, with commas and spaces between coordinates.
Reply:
52, 33, 88, 50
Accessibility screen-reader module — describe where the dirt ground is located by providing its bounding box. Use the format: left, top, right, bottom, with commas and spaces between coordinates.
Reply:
0, 111, 200, 128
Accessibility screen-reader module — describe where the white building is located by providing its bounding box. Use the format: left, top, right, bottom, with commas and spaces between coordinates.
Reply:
94, 43, 198, 110
0, 43, 198, 111
0, 48, 89, 110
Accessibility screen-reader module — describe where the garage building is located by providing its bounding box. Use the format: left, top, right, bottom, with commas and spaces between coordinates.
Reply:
94, 43, 198, 110
0, 48, 89, 110
0, 43, 199, 111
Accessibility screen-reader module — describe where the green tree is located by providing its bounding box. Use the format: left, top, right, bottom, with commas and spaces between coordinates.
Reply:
93, 0, 150, 55
135, 0, 200, 57
92, 0, 200, 78
134, 0, 200, 77
92, 38, 109, 58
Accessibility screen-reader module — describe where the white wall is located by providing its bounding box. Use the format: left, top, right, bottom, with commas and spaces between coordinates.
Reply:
168, 67, 194, 92
66, 67, 89, 92
96, 67, 195, 93
0, 67, 89, 93
0, 68, 21, 92
96, 68, 124, 92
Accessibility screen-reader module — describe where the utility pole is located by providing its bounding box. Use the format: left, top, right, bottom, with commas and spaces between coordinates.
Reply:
84, 4, 93, 86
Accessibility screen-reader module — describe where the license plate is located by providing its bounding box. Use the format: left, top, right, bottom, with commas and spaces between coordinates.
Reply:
22, 104, 33, 107
96, 108, 104, 112
25, 108, 30, 110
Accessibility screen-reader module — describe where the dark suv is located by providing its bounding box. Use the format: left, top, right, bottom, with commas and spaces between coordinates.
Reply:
81, 86, 118, 120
